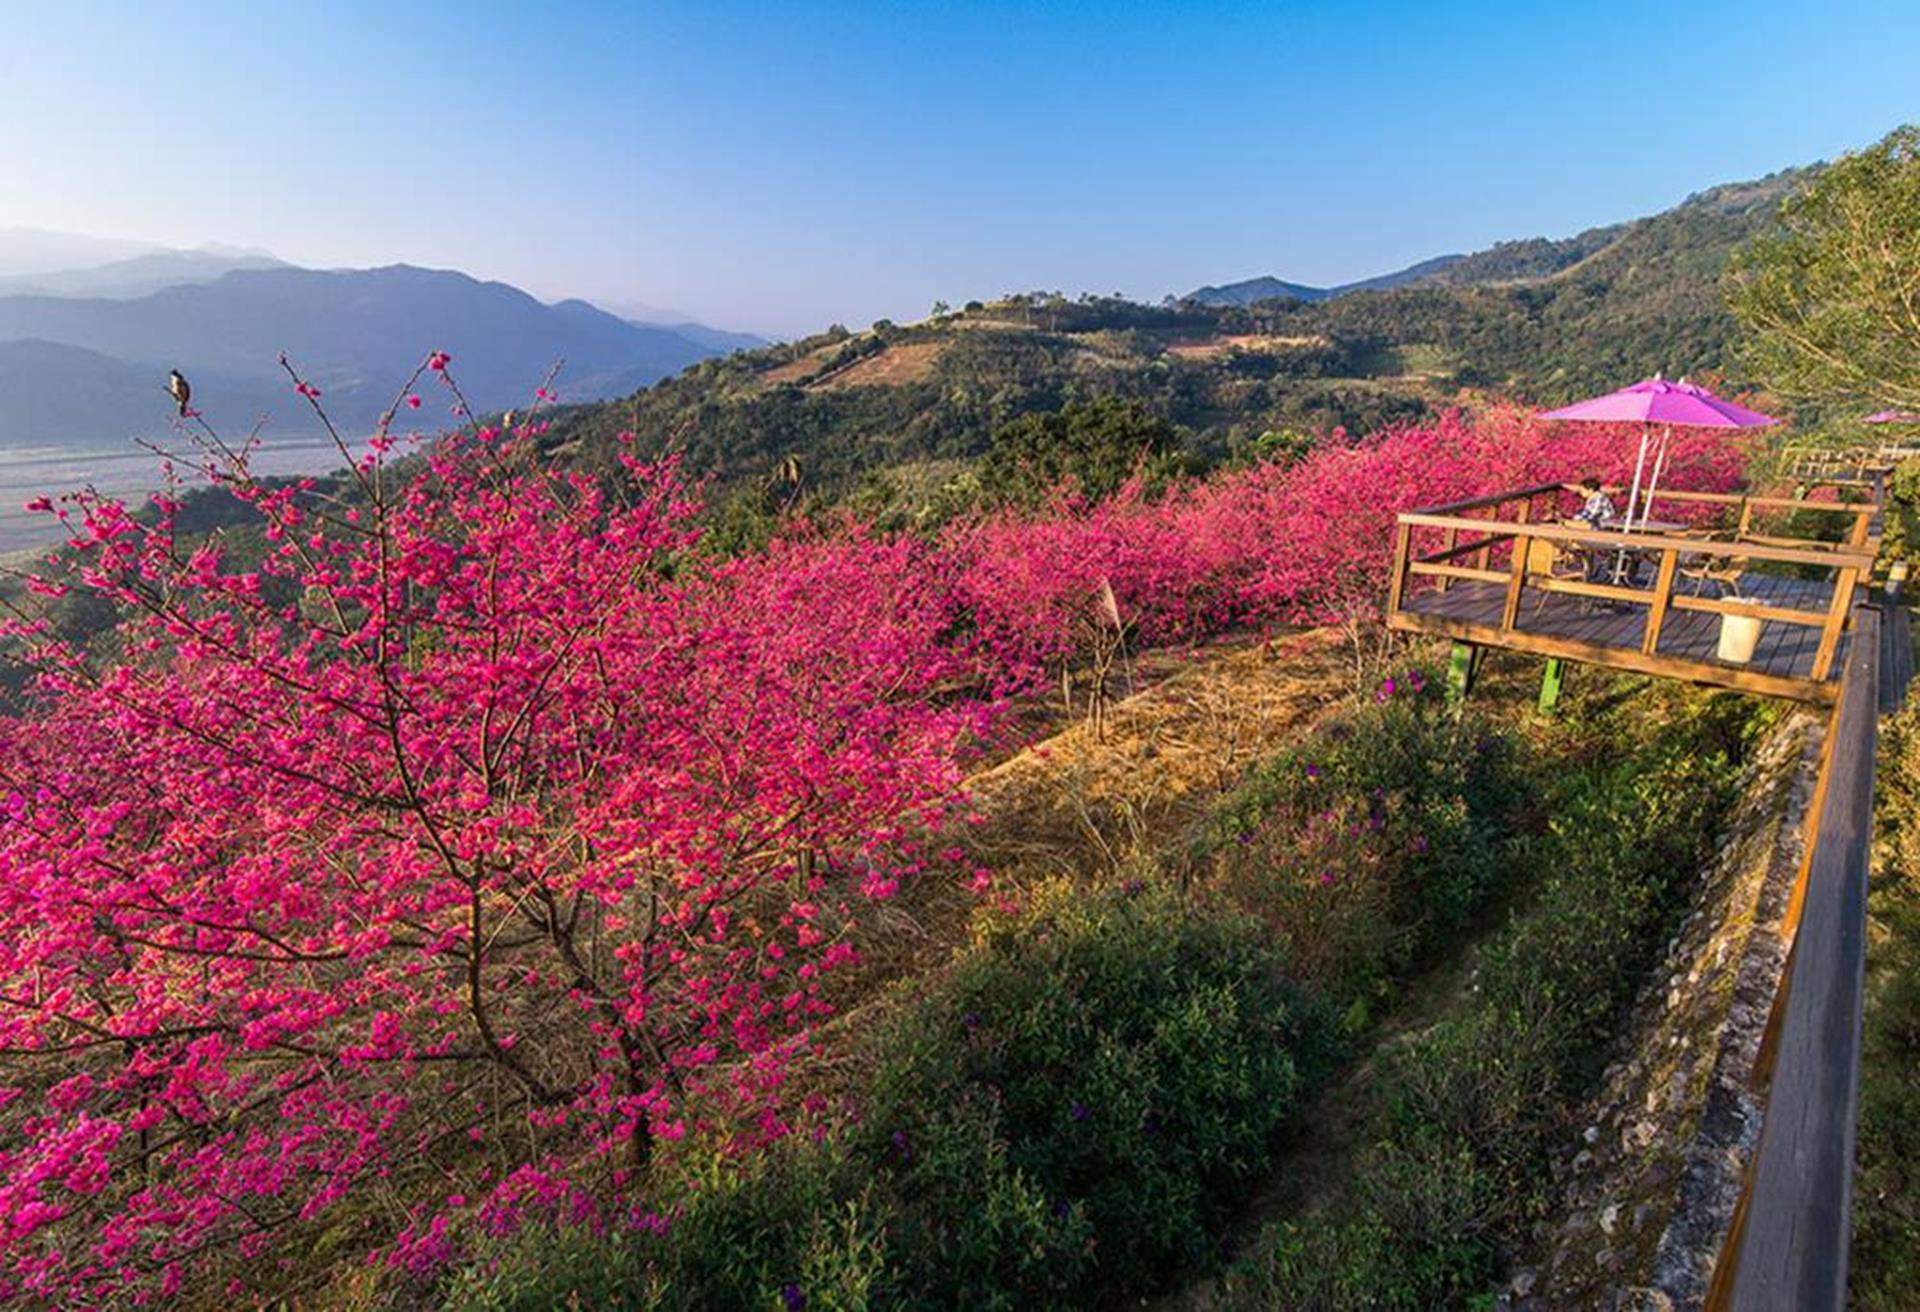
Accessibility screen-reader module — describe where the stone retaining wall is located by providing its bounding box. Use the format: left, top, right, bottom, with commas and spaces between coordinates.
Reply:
1504, 711, 1824, 1311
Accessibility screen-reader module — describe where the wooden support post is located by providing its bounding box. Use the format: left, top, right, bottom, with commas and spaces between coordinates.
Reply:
1537, 657, 1566, 716
1501, 533, 1531, 630
1642, 547, 1678, 656
1810, 567, 1860, 682
1437, 525, 1459, 593
1848, 506, 1873, 548
1386, 523, 1411, 616
1446, 641, 1479, 704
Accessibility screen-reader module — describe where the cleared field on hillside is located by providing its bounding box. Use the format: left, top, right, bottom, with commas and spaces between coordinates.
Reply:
759, 346, 839, 385
1164, 333, 1328, 360
810, 340, 947, 390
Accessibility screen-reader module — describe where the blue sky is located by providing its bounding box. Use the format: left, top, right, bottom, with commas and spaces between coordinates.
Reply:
4, 0, 1918, 335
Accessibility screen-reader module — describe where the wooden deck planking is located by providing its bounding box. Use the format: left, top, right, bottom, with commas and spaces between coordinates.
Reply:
1396, 570, 1847, 701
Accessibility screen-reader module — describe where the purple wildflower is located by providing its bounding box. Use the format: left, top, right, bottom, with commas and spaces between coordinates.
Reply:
1071, 1101, 1090, 1122
781, 1285, 807, 1311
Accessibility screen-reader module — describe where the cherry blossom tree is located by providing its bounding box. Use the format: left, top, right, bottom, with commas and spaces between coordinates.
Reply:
0, 362, 988, 1298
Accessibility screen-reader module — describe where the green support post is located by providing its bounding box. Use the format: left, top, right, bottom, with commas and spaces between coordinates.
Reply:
1446, 642, 1479, 705
1537, 656, 1566, 716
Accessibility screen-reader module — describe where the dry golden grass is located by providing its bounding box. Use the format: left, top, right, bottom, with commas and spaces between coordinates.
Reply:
828, 629, 1356, 1009
808, 341, 946, 391
962, 631, 1349, 883
759, 347, 839, 385
1163, 333, 1328, 362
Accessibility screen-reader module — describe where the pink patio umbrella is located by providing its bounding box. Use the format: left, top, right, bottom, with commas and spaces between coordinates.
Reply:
1540, 376, 1778, 532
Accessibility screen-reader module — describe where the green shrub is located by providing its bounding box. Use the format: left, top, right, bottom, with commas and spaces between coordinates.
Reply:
1222, 691, 1756, 1309
443, 882, 1336, 1311
440, 1135, 887, 1311
857, 881, 1338, 1306
1198, 675, 1531, 1010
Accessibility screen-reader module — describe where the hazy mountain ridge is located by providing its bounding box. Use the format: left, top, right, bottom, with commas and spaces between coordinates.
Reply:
0, 255, 759, 448
1187, 254, 1471, 306
0, 227, 165, 278
0, 249, 288, 299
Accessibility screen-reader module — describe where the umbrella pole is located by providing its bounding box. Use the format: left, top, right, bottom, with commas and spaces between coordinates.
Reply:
1617, 426, 1652, 584
1624, 426, 1650, 527
1641, 425, 1671, 530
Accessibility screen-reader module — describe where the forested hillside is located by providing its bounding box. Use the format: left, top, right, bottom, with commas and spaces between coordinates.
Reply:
540, 166, 1809, 510
1263, 169, 1813, 397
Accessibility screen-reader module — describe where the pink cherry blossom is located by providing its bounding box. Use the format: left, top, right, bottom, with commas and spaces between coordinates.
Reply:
0, 389, 1751, 1301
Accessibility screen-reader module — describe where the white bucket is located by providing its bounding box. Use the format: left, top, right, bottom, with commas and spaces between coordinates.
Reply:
1717, 613, 1763, 664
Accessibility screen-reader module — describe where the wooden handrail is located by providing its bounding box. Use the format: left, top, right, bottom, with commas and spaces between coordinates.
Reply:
1667, 594, 1834, 628
1408, 561, 1508, 586
1413, 482, 1564, 517
1415, 533, 1517, 566
1540, 484, 1881, 518
1712, 602, 1881, 1310
1397, 512, 1879, 570
1641, 489, 1879, 517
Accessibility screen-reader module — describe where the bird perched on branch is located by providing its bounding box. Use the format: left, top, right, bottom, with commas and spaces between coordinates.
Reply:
167, 369, 191, 417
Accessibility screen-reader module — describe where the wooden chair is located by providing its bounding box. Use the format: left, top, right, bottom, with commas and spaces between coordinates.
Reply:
1678, 552, 1745, 599
1527, 536, 1600, 616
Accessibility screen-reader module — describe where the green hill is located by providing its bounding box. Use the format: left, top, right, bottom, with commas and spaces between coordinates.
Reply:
1222, 168, 1814, 398
541, 162, 1816, 507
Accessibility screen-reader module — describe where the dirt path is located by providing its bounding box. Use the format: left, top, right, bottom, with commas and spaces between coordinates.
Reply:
1156, 890, 1517, 1311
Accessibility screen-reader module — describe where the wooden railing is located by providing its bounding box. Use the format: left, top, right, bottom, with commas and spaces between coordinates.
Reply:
1782, 443, 1920, 485
1384, 483, 1881, 698
1706, 597, 1898, 1310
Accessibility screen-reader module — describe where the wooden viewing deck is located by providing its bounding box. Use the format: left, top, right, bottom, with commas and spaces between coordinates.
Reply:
1383, 478, 1902, 1311
1384, 482, 1881, 705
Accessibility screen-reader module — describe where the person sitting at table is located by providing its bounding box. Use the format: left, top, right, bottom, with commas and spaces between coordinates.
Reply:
1568, 477, 1621, 584
1572, 477, 1617, 527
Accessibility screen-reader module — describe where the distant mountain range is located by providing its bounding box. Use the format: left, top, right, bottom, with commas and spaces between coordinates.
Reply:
1181, 179, 1775, 308
1185, 254, 1474, 307
0, 248, 288, 299
0, 234, 764, 449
